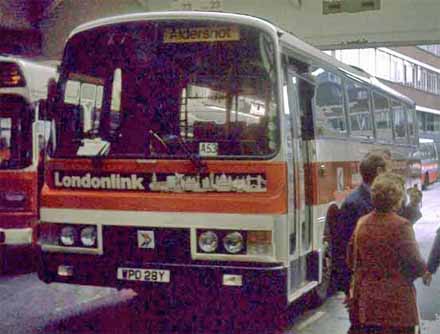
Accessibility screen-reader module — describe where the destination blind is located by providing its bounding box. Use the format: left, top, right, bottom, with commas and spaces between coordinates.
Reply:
163, 26, 240, 43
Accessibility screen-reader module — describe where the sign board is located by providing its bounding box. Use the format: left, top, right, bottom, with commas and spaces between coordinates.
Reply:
323, 0, 381, 15
163, 26, 239, 43
171, 0, 223, 11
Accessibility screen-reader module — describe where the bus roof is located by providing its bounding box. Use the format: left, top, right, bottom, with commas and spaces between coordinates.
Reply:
68, 11, 279, 39
68, 11, 414, 107
0, 55, 57, 102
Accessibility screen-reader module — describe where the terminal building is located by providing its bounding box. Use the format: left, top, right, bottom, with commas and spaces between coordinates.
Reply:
1, 2, 440, 333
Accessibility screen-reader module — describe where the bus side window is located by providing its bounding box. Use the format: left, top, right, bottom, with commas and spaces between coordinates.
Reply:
407, 106, 417, 145
311, 68, 347, 138
345, 79, 373, 139
373, 92, 392, 142
392, 100, 408, 144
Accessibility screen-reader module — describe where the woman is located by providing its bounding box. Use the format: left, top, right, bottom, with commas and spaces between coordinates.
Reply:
347, 172, 428, 334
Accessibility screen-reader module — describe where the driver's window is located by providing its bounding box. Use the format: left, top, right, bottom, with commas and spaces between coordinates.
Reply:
111, 68, 121, 112
0, 117, 12, 162
63, 74, 104, 136
109, 68, 122, 135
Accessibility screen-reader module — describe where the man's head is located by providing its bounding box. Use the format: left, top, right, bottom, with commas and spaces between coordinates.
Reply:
359, 153, 387, 185
365, 148, 392, 171
407, 186, 423, 206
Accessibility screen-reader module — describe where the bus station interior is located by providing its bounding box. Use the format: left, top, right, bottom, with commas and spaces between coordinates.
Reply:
1, 1, 440, 333
3, 0, 440, 153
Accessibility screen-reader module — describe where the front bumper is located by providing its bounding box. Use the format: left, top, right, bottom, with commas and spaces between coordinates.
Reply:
37, 250, 288, 310
0, 227, 32, 246
0, 212, 35, 246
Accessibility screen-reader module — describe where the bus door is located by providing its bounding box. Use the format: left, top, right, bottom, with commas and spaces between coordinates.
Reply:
284, 64, 315, 299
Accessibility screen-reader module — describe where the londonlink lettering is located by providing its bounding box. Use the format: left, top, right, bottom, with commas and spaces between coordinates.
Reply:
54, 172, 145, 190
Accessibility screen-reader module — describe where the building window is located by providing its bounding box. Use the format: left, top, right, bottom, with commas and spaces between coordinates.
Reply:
418, 45, 440, 57
376, 50, 390, 81
330, 47, 440, 96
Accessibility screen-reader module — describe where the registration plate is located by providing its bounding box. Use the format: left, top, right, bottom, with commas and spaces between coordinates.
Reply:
117, 267, 170, 283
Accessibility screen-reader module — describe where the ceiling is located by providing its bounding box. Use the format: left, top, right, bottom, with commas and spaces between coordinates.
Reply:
0, 0, 60, 29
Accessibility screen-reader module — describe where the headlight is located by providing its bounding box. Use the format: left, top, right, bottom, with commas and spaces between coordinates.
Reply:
223, 232, 244, 254
60, 226, 76, 246
80, 226, 97, 247
198, 231, 218, 253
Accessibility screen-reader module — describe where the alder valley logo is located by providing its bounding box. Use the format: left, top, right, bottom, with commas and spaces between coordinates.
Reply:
54, 172, 145, 190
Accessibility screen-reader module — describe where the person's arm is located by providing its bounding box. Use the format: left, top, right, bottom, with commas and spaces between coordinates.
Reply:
339, 201, 359, 241
397, 220, 427, 280
427, 230, 440, 274
346, 232, 355, 271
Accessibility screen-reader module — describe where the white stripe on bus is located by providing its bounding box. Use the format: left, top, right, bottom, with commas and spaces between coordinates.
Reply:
40, 207, 276, 230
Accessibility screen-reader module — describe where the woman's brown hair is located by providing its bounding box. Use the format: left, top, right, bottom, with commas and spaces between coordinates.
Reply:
371, 173, 405, 213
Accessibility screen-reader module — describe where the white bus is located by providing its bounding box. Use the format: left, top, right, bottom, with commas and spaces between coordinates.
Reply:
0, 55, 56, 273
35, 12, 420, 327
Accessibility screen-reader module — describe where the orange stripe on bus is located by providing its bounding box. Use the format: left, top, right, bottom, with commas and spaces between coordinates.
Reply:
43, 158, 410, 212
42, 160, 288, 214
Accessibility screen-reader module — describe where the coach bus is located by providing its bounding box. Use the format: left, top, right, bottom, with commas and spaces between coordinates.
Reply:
419, 138, 439, 188
35, 11, 420, 324
0, 55, 55, 273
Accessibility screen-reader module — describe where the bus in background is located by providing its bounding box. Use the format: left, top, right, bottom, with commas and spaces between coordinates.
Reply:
35, 12, 420, 327
419, 138, 439, 189
0, 55, 56, 273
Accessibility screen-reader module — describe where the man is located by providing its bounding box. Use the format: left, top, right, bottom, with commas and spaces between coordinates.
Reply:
422, 229, 440, 286
367, 149, 423, 225
400, 185, 423, 225
336, 153, 387, 293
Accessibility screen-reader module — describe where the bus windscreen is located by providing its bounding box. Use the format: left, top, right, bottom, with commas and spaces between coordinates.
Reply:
0, 96, 32, 169
53, 21, 279, 159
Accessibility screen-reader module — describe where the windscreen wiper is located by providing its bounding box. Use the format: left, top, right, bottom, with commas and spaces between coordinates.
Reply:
150, 131, 207, 174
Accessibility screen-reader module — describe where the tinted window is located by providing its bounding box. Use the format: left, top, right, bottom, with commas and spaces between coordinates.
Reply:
392, 100, 408, 143
407, 106, 417, 145
346, 79, 373, 139
312, 69, 347, 137
373, 92, 392, 141
54, 22, 279, 159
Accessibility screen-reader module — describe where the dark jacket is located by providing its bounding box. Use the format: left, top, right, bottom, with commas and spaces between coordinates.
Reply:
340, 183, 373, 243
334, 184, 373, 293
427, 228, 440, 274
399, 204, 422, 225
347, 212, 426, 327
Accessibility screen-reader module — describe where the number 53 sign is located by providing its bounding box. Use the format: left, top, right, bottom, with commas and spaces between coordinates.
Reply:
171, 0, 223, 10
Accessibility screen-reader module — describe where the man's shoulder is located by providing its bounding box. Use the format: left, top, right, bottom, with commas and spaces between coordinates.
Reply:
342, 186, 368, 206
